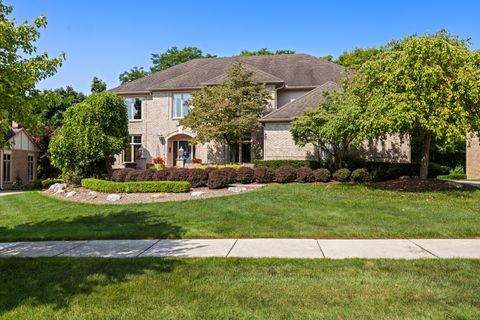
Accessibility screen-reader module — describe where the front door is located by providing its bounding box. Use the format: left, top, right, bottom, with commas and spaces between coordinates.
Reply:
173, 140, 192, 166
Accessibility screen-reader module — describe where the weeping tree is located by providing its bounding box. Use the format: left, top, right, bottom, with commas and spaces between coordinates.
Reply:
344, 30, 480, 179
49, 92, 129, 177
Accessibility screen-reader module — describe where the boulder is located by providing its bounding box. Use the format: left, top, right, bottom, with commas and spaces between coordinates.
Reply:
228, 187, 247, 193
191, 191, 206, 197
87, 191, 98, 198
66, 191, 77, 198
53, 183, 67, 193
54, 189, 65, 195
106, 194, 121, 202
48, 183, 58, 191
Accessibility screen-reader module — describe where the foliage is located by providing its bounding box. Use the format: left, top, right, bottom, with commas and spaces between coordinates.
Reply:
221, 167, 238, 184
182, 62, 270, 158
49, 92, 129, 176
112, 168, 135, 182
35, 86, 86, 127
341, 31, 480, 178
136, 169, 155, 182
81, 178, 190, 193
254, 166, 275, 183
187, 168, 209, 188
296, 167, 315, 183
335, 47, 379, 69
437, 165, 466, 180
275, 166, 297, 183
351, 168, 369, 183
253, 160, 321, 169
450, 165, 465, 176
238, 48, 295, 56
320, 55, 334, 61
207, 170, 228, 189
119, 66, 148, 84
40, 178, 63, 189
62, 169, 84, 186
90, 76, 106, 93
237, 167, 255, 184
150, 46, 215, 72
333, 168, 351, 182
199, 164, 246, 170
313, 168, 331, 182
0, 1, 64, 146
167, 168, 190, 182
192, 158, 202, 164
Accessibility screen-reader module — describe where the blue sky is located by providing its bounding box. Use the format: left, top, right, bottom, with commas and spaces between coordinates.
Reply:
8, 0, 480, 93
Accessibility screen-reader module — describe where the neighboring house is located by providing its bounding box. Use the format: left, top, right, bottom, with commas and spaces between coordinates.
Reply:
109, 54, 410, 168
1, 123, 40, 189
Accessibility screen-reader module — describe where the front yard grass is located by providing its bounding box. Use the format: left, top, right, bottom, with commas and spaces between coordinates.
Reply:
0, 258, 479, 319
0, 183, 479, 241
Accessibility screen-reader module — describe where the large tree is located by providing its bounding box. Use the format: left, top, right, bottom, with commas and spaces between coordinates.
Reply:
0, 1, 64, 146
49, 92, 129, 177
150, 46, 215, 72
181, 62, 271, 162
335, 47, 379, 69
36, 86, 86, 127
91, 76, 106, 93
119, 66, 148, 84
238, 48, 295, 56
343, 31, 480, 178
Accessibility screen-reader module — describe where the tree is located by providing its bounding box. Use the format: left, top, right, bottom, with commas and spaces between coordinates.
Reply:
49, 92, 129, 177
119, 66, 148, 84
320, 55, 333, 61
342, 31, 480, 178
150, 46, 215, 72
238, 48, 295, 56
91, 76, 106, 93
335, 47, 379, 69
0, 1, 64, 146
291, 92, 359, 169
181, 62, 271, 162
36, 86, 86, 126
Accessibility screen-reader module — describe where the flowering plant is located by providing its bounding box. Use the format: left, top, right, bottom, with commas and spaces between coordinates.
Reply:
152, 157, 165, 165
192, 158, 202, 164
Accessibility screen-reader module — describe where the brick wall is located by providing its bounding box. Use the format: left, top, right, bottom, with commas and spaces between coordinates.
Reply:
2, 150, 37, 189
467, 134, 480, 179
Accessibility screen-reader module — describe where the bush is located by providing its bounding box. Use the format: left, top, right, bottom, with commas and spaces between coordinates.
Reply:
168, 168, 190, 181
385, 166, 405, 180
220, 167, 237, 184
201, 164, 246, 170
254, 166, 275, 183
333, 168, 351, 182
254, 160, 321, 169
369, 167, 388, 181
41, 178, 63, 189
207, 170, 228, 189
112, 168, 134, 182
351, 168, 369, 183
63, 170, 83, 186
296, 167, 315, 183
237, 167, 255, 184
125, 170, 140, 182
437, 173, 467, 180
136, 169, 155, 181
275, 166, 297, 183
81, 178, 190, 193
153, 168, 171, 181
187, 168, 209, 188
313, 168, 331, 182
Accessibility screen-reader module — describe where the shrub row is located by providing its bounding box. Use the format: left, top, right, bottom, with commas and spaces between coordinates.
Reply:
81, 178, 190, 193
348, 161, 449, 180
254, 160, 321, 169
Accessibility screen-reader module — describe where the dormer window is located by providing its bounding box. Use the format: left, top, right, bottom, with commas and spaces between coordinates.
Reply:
125, 97, 142, 120
172, 93, 191, 119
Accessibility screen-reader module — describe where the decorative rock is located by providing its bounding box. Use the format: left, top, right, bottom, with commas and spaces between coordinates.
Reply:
106, 194, 121, 202
228, 187, 247, 193
87, 191, 98, 198
399, 176, 410, 180
48, 183, 58, 191
66, 191, 77, 198
53, 183, 67, 193
191, 191, 206, 197
54, 189, 65, 195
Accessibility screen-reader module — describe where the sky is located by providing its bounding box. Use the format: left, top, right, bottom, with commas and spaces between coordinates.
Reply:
8, 0, 480, 94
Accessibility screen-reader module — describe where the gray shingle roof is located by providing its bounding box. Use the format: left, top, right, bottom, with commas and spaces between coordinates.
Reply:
109, 54, 346, 94
260, 81, 339, 122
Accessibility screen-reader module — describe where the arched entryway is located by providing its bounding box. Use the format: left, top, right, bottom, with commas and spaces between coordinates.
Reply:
165, 132, 195, 167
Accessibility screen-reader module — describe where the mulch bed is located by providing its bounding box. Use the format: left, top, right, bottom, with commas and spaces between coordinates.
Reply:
369, 178, 476, 192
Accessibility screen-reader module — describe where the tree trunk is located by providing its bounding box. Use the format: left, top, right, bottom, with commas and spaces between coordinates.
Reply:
238, 142, 243, 164
420, 133, 431, 179
105, 155, 113, 178
315, 141, 321, 162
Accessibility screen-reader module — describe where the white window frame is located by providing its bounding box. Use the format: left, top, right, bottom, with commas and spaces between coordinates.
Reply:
125, 97, 142, 121
27, 154, 35, 182
172, 93, 191, 119
123, 135, 142, 163
2, 151, 12, 183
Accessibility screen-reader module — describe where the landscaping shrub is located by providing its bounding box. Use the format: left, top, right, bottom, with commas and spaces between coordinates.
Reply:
351, 168, 369, 183
275, 166, 297, 183
313, 168, 331, 182
237, 167, 255, 184
254, 166, 275, 183
254, 159, 321, 169
385, 166, 405, 180
136, 169, 155, 181
81, 178, 190, 193
437, 165, 466, 180
125, 169, 140, 182
187, 168, 209, 187
41, 178, 63, 189
369, 167, 388, 181
333, 168, 351, 182
153, 168, 171, 181
112, 168, 134, 182
207, 169, 228, 189
192, 158, 202, 164
201, 164, 246, 170
168, 168, 190, 181
296, 167, 315, 183
63, 169, 83, 186
220, 167, 237, 184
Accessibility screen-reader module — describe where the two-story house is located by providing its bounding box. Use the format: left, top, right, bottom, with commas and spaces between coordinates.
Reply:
109, 54, 411, 168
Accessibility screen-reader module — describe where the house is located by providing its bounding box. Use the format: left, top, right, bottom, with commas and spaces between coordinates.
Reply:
467, 134, 480, 179
109, 54, 410, 168
1, 123, 40, 189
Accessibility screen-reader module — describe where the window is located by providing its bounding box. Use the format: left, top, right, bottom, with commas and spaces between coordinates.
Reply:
172, 93, 191, 119
27, 155, 35, 181
2, 153, 11, 182
125, 97, 142, 120
124, 135, 142, 163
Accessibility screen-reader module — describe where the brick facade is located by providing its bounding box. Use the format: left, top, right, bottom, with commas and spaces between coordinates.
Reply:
467, 134, 480, 179
1, 150, 37, 189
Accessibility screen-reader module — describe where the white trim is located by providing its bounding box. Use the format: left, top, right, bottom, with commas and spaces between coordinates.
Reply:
2, 151, 12, 183
172, 93, 191, 119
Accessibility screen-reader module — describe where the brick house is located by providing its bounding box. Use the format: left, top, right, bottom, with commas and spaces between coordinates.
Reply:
467, 134, 480, 179
1, 124, 40, 189
109, 54, 410, 168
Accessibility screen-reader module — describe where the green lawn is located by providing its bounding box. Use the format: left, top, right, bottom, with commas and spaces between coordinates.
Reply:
0, 183, 479, 241
0, 258, 479, 319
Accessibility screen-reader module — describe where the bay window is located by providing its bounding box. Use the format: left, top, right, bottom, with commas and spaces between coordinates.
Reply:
172, 93, 191, 119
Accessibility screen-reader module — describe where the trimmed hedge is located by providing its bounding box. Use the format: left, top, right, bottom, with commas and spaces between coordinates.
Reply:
254, 160, 321, 169
333, 168, 351, 182
254, 166, 275, 183
313, 168, 331, 182
275, 166, 297, 183
237, 167, 255, 184
81, 178, 190, 193
351, 168, 369, 182
297, 167, 315, 183
207, 170, 228, 189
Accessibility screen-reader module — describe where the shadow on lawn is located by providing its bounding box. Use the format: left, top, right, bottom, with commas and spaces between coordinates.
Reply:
0, 210, 187, 241
0, 257, 184, 315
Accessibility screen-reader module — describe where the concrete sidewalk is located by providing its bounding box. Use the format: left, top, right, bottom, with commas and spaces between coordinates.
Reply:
1, 239, 479, 259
